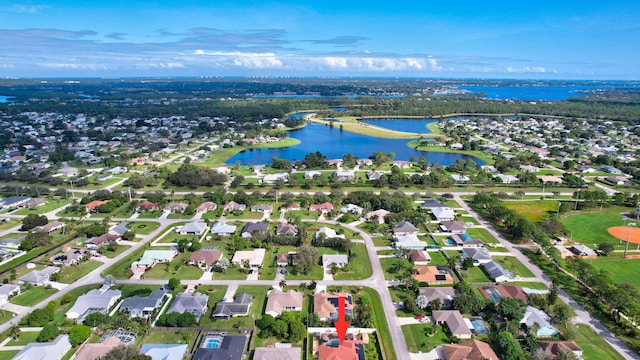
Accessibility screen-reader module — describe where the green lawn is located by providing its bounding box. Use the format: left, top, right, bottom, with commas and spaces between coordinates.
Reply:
466, 228, 498, 244
131, 221, 161, 235
0, 219, 20, 230
0, 351, 19, 358
401, 323, 450, 353
12, 286, 57, 306
0, 310, 16, 325
508, 281, 548, 290
562, 207, 630, 248
143, 252, 191, 279
194, 285, 227, 327
174, 265, 204, 280
102, 246, 146, 279
13, 199, 72, 215
286, 264, 324, 280
575, 324, 626, 360
379, 257, 410, 280
504, 200, 560, 222
428, 251, 449, 266
460, 266, 492, 283
99, 244, 131, 258
57, 260, 103, 283
493, 256, 535, 277
372, 236, 392, 247
213, 268, 250, 280
5, 330, 39, 346
591, 254, 640, 290
334, 243, 373, 280
143, 330, 199, 346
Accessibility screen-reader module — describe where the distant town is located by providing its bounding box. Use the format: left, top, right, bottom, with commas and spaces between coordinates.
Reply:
0, 78, 639, 360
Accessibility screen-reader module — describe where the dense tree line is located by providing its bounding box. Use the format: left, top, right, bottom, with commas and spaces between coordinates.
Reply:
165, 163, 227, 187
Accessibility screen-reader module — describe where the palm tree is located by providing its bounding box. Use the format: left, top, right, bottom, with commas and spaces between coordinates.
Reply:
279, 280, 287, 290
9, 324, 20, 340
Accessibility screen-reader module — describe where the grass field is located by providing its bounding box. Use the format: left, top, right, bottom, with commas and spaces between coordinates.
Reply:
493, 256, 535, 277
591, 253, 640, 290
131, 221, 161, 235
144, 329, 199, 346
333, 243, 373, 280
57, 260, 103, 283
13, 199, 72, 215
460, 266, 492, 283
466, 228, 498, 244
11, 286, 57, 306
575, 324, 626, 360
562, 207, 630, 249
503, 200, 560, 222
309, 116, 420, 138
401, 323, 450, 353
5, 330, 39, 346
508, 281, 548, 290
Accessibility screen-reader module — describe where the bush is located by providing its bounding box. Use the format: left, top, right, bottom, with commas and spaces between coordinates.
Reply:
36, 324, 60, 342
69, 324, 92, 346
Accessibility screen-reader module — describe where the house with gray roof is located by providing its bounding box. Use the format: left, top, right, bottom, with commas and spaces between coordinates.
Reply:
460, 247, 493, 265
120, 288, 168, 319
109, 222, 129, 236
0, 284, 20, 305
569, 244, 597, 258
212, 293, 253, 320
420, 199, 447, 210
521, 306, 559, 337
322, 254, 348, 267
394, 234, 428, 250
211, 222, 237, 236
432, 207, 456, 221
483, 260, 515, 282
432, 310, 473, 339
1, 196, 31, 209
418, 287, 459, 309
66, 287, 122, 323
0, 235, 25, 248
392, 221, 419, 236
179, 221, 208, 235
193, 335, 246, 360
18, 266, 60, 286
241, 222, 269, 237
166, 292, 209, 321
13, 334, 72, 360
439, 220, 467, 233
254, 346, 302, 360
33, 221, 65, 234
141, 344, 189, 360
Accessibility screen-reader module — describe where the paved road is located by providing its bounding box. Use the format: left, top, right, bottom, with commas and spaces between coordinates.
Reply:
453, 194, 640, 360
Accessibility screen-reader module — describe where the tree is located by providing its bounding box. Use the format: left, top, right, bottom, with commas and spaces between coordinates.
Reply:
415, 294, 429, 309
168, 278, 180, 290
9, 324, 20, 340
293, 245, 319, 275
597, 243, 614, 256
21, 214, 48, 231
429, 298, 441, 311
272, 319, 289, 338
69, 324, 92, 346
103, 345, 150, 360
496, 297, 527, 321
288, 319, 306, 342
36, 324, 60, 342
494, 331, 526, 360
83, 312, 111, 327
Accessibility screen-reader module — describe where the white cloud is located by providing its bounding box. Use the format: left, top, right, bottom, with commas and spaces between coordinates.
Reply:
4, 4, 45, 14
506, 66, 546, 73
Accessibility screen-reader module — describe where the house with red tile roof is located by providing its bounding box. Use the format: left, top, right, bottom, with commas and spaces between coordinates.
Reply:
318, 340, 364, 360
309, 202, 333, 213
84, 200, 110, 213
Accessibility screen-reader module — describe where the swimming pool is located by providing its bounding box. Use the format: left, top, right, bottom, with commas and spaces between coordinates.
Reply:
470, 317, 489, 334
460, 233, 472, 242
326, 339, 340, 347
201, 332, 226, 348
444, 239, 455, 245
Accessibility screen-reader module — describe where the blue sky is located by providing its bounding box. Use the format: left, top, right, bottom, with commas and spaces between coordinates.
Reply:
0, 0, 638, 79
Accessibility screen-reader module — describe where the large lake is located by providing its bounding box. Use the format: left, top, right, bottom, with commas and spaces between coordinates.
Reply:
458, 85, 624, 101
226, 122, 483, 166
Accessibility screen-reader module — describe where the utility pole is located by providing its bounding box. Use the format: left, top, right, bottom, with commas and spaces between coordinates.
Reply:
624, 222, 636, 258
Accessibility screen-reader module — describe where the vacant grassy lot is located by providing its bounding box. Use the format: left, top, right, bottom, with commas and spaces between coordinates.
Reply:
13, 199, 72, 215
143, 329, 199, 346
333, 243, 372, 280
57, 260, 103, 283
504, 200, 560, 222
131, 221, 161, 235
562, 207, 630, 249
402, 324, 450, 353
12, 286, 57, 306
575, 324, 626, 360
466, 228, 498, 244
493, 256, 535, 277
509, 281, 548, 290
99, 244, 130, 258
591, 253, 640, 290
459, 266, 492, 283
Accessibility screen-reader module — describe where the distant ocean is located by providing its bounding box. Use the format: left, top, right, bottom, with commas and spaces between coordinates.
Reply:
458, 85, 627, 101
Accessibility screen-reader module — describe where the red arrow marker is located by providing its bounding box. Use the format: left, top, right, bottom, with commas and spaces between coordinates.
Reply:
334, 296, 350, 345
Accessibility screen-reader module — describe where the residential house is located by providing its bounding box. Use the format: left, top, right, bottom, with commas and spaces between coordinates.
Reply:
497, 174, 520, 184
480, 285, 528, 303
432, 207, 456, 222
365, 209, 389, 224
66, 287, 122, 322
254, 347, 302, 360
0, 284, 20, 305
356, 159, 373, 166
18, 266, 60, 286
212, 293, 253, 320
304, 170, 322, 179
210, 222, 237, 236
12, 335, 72, 360
520, 164, 540, 172
538, 175, 563, 184
335, 170, 355, 181
418, 287, 458, 309
141, 344, 189, 360
432, 310, 473, 339
120, 288, 168, 319
340, 203, 364, 215
570, 244, 597, 258
407, 250, 431, 265
262, 173, 289, 184
137, 200, 159, 212
51, 248, 88, 266
520, 306, 559, 337
420, 199, 448, 210
193, 336, 246, 360
276, 253, 293, 267
196, 201, 217, 212
275, 223, 299, 236
179, 221, 208, 235
450, 233, 484, 247
109, 221, 129, 236
85, 200, 110, 213
134, 249, 178, 269
366, 171, 383, 180
32, 221, 65, 234
85, 233, 120, 249
483, 261, 515, 282
0, 235, 25, 248
24, 198, 46, 208
536, 341, 583, 359
392, 221, 419, 236
241, 222, 269, 237
309, 202, 334, 213
314, 292, 354, 321
451, 174, 471, 183
231, 249, 266, 268
439, 220, 467, 233
394, 234, 428, 250
224, 201, 247, 212
164, 202, 188, 213
322, 254, 348, 267
600, 165, 624, 174
393, 160, 412, 169
74, 336, 123, 360
412, 266, 455, 285
460, 247, 492, 265
1, 196, 31, 208
166, 292, 209, 321
251, 204, 274, 213
319, 340, 365, 360
189, 249, 223, 270
315, 227, 345, 240
605, 176, 632, 186
441, 339, 499, 360
280, 203, 300, 212
264, 289, 304, 317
